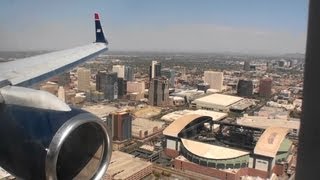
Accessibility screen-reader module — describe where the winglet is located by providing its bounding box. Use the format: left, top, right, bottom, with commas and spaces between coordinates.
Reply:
95, 13, 108, 44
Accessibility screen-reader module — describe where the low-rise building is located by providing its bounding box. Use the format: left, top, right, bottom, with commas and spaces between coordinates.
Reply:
81, 104, 118, 119
103, 151, 152, 180
169, 96, 185, 106
127, 81, 145, 94
132, 118, 165, 140
191, 94, 243, 112
257, 106, 289, 119
237, 115, 300, 134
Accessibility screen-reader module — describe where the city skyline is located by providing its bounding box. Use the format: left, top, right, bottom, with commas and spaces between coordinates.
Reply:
0, 0, 308, 54
0, 1, 307, 178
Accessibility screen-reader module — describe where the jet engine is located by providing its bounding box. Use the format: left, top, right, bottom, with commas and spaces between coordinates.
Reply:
0, 102, 111, 180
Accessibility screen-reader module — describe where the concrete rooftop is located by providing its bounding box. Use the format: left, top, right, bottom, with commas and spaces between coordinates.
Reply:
194, 94, 243, 107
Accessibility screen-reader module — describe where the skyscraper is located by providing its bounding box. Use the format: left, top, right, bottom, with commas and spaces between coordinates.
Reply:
112, 65, 125, 79
149, 61, 161, 80
278, 60, 286, 67
181, 67, 187, 81
203, 71, 224, 91
117, 78, 127, 99
107, 111, 132, 142
106, 72, 118, 100
125, 66, 134, 81
96, 71, 118, 100
96, 71, 104, 92
148, 78, 169, 106
161, 68, 175, 88
259, 78, 272, 98
77, 68, 91, 92
244, 61, 251, 71
237, 79, 253, 97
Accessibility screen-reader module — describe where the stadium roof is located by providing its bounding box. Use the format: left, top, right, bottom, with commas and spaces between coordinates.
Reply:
193, 93, 243, 107
237, 116, 300, 130
163, 114, 202, 138
254, 127, 289, 158
161, 109, 227, 122
181, 139, 250, 159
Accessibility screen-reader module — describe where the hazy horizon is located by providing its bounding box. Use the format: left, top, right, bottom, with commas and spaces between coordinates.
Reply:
0, 1, 308, 54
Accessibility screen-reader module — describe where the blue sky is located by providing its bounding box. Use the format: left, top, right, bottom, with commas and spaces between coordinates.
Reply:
0, 0, 308, 54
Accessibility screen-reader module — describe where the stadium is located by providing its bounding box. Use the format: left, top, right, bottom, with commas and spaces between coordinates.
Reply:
162, 114, 294, 177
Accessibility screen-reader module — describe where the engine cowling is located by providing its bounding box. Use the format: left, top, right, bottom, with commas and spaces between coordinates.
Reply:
0, 104, 112, 180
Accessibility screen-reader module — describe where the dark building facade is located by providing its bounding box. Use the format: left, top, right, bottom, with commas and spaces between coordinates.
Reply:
117, 78, 127, 99
96, 71, 118, 100
125, 66, 134, 81
237, 79, 253, 97
259, 78, 272, 98
154, 63, 161, 78
278, 60, 285, 67
96, 71, 105, 92
148, 78, 169, 106
107, 111, 132, 141
105, 72, 118, 100
244, 61, 251, 71
197, 83, 210, 93
161, 68, 175, 88
250, 65, 256, 71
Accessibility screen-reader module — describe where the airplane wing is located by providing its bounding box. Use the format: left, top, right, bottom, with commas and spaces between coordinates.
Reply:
0, 13, 108, 88
0, 13, 112, 180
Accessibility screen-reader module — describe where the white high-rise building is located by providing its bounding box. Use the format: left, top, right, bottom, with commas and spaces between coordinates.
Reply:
150, 61, 161, 79
203, 71, 224, 91
77, 68, 91, 92
112, 65, 125, 78
151, 61, 158, 78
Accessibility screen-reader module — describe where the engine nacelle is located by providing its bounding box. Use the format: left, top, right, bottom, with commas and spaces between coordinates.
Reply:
0, 104, 112, 180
